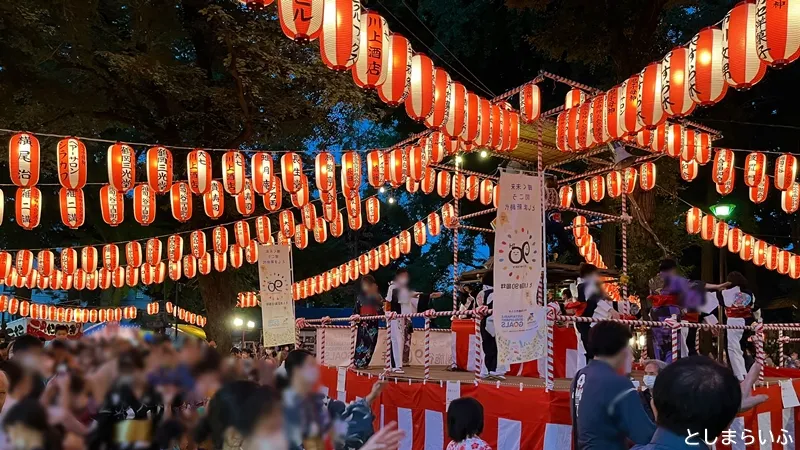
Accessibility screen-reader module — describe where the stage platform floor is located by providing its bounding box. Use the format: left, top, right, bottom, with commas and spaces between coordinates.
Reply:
353, 366, 792, 391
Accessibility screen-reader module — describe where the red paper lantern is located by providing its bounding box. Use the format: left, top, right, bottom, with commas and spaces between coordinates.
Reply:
605, 85, 626, 140
57, 138, 87, 189
399, 230, 412, 254
623, 167, 638, 194
330, 212, 344, 238
572, 216, 588, 239
364, 197, 380, 225
558, 185, 574, 208
366, 151, 386, 187
169, 182, 192, 222
753, 240, 768, 266
588, 94, 608, 145
59, 188, 85, 229
712, 148, 735, 184
294, 224, 309, 249
353, 11, 388, 89
519, 83, 543, 124
461, 92, 481, 144
198, 253, 212, 275
166, 235, 183, 263
688, 27, 728, 105
744, 152, 767, 187
445, 82, 467, 139
235, 179, 255, 216
319, 0, 360, 70
427, 212, 441, 236
778, 250, 793, 275
661, 47, 696, 117
202, 180, 225, 219
341, 151, 361, 191
686, 207, 703, 234
278, 210, 295, 239
606, 171, 623, 198
186, 149, 213, 195
221, 151, 245, 195
451, 173, 466, 200
406, 53, 436, 121
766, 245, 780, 270
125, 266, 138, 287
635, 129, 653, 148
15, 250, 33, 277
214, 251, 227, 272
782, 182, 800, 213
133, 185, 157, 226
622, 76, 642, 135
755, 0, 800, 66
280, 152, 304, 194
681, 128, 696, 162
651, 122, 667, 153
314, 217, 328, 244
37, 250, 54, 277
775, 154, 798, 191
419, 168, 436, 195
576, 102, 595, 150
250, 152, 273, 195
232, 220, 249, 248
347, 209, 363, 231
101, 244, 119, 271
723, 2, 767, 89
490, 103, 504, 151
9, 133, 40, 187
638, 62, 665, 129
680, 159, 698, 182
715, 177, 735, 196
314, 152, 335, 192
479, 180, 493, 206
565, 88, 585, 109
146, 146, 173, 194
377, 34, 411, 106
73, 270, 87, 290
590, 175, 605, 202
183, 255, 197, 278
126, 241, 143, 268
665, 124, 683, 158
575, 179, 591, 205
695, 132, 713, 165
100, 185, 124, 226
700, 215, 716, 240
144, 239, 162, 268
15, 187, 42, 230
749, 176, 770, 204
212, 226, 229, 255
61, 248, 78, 275
424, 68, 451, 130
792, 255, 800, 279
713, 221, 729, 248
277, 0, 323, 41
229, 244, 244, 269
473, 97, 491, 148
566, 106, 580, 151
81, 246, 98, 273
436, 171, 451, 198
107, 143, 136, 192
442, 203, 456, 229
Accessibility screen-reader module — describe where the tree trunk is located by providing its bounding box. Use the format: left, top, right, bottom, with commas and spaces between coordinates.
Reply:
599, 222, 617, 268
198, 271, 239, 352
701, 241, 714, 283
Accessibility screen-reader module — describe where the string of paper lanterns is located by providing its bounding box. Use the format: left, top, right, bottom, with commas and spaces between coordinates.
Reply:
553, 0, 800, 155
241, 0, 521, 152
570, 215, 623, 303
686, 207, 800, 279
291, 206, 451, 301
557, 162, 657, 208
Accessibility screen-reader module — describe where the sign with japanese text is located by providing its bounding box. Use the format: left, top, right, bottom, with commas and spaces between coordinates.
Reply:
493, 172, 547, 365
259, 244, 296, 347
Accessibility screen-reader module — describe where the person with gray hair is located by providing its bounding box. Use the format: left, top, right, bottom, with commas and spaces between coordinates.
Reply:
639, 359, 668, 421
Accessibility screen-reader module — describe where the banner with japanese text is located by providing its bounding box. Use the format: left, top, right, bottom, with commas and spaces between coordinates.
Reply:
493, 171, 547, 365
259, 244, 296, 347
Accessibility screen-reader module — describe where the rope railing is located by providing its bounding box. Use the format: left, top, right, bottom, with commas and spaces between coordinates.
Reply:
298, 309, 800, 388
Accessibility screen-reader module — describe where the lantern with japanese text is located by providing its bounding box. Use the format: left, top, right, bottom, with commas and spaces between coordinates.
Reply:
291, 175, 310, 208
364, 197, 380, 225
779, 250, 792, 275
198, 253, 212, 275
353, 11, 389, 88
280, 152, 304, 194
436, 171, 450, 198
412, 221, 427, 246
319, 0, 360, 70
145, 238, 162, 266
782, 183, 800, 213
166, 235, 183, 263
0, 253, 11, 279
169, 182, 192, 222
589, 94, 609, 145
229, 244, 244, 269
565, 88, 585, 109
406, 53, 435, 121
572, 215, 588, 239
211, 226, 228, 255
277, 0, 323, 40
700, 215, 716, 240
222, 151, 245, 195
107, 143, 136, 192
388, 147, 407, 185
366, 151, 385, 187
575, 179, 591, 205
712, 148, 735, 184
688, 27, 728, 105
408, 145, 426, 182
183, 255, 197, 279
650, 122, 667, 153
452, 173, 466, 200
341, 151, 362, 192
15, 187, 42, 230
635, 129, 653, 148
622, 76, 642, 135
427, 212, 441, 236
605, 85, 626, 140
61, 248, 78, 275
716, 177, 735, 196
461, 92, 480, 144
566, 106, 580, 151
9, 133, 40, 187
753, 240, 768, 266
186, 149, 212, 195
235, 179, 255, 216
146, 146, 172, 194
695, 132, 712, 165
744, 152, 766, 187
444, 82, 467, 139
606, 171, 623, 198
665, 124, 683, 158
314, 152, 335, 192
766, 245, 780, 270
126, 242, 143, 267
100, 185, 124, 226
755, 0, 800, 66
232, 220, 249, 248
479, 180, 493, 206
214, 252, 227, 272
557, 185, 573, 208
713, 221, 728, 248
81, 246, 98, 273
15, 250, 33, 277
279, 210, 296, 239
424, 67, 451, 130
101, 244, 119, 271
775, 154, 798, 191
520, 84, 541, 123
399, 230, 412, 254
57, 138, 87, 189
294, 224, 309, 250
465, 175, 480, 201
473, 98, 491, 148
133, 185, 156, 226
638, 62, 665, 128
330, 212, 344, 238
347, 208, 362, 230
253, 216, 271, 245
749, 177, 769, 204
590, 176, 605, 202
59, 188, 85, 229
680, 159, 698, 182
442, 203, 456, 229
71, 270, 85, 290
377, 34, 411, 106
203, 180, 225, 219
681, 128, 696, 162
313, 217, 328, 244
686, 207, 703, 234
125, 266, 138, 287
36, 250, 54, 277
97, 269, 111, 290
723, 2, 766, 89
576, 102, 595, 150
661, 47, 696, 117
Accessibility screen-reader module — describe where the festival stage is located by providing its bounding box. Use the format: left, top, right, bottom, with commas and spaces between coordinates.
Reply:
356, 366, 575, 390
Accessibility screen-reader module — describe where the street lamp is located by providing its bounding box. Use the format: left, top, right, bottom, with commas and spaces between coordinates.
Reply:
710, 203, 735, 218
247, 320, 255, 329
232, 317, 248, 349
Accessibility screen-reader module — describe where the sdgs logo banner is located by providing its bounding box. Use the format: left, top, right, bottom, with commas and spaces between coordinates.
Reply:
493, 171, 547, 366
259, 243, 296, 347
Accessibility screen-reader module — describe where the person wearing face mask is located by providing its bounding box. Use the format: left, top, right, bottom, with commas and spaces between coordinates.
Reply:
570, 321, 656, 450
385, 269, 414, 374
573, 264, 620, 368
281, 350, 330, 450
638, 360, 666, 422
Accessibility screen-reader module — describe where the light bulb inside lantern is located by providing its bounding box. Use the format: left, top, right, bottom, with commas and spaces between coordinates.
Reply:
480, 150, 488, 158
673, 70, 684, 84
699, 51, 711, 66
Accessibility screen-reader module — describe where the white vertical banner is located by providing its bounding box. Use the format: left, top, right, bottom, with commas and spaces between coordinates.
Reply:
259, 244, 296, 347
493, 171, 547, 365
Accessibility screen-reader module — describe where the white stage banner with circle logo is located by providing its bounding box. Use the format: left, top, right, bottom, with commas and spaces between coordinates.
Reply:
259, 244, 296, 347
493, 171, 547, 365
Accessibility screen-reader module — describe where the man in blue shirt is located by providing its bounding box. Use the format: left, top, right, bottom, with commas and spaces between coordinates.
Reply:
570, 321, 656, 450
633, 356, 767, 450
